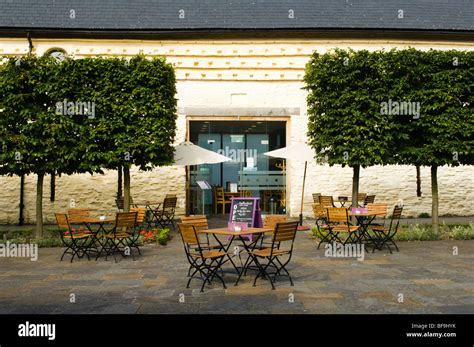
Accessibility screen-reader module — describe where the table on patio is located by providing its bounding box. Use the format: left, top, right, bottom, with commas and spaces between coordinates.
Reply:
348, 210, 386, 244
79, 216, 115, 258
199, 227, 273, 285
133, 201, 162, 227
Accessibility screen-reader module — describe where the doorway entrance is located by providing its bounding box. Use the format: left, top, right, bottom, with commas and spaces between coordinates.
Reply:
189, 120, 287, 215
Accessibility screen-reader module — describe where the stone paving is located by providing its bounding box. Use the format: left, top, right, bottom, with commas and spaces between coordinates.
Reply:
0, 229, 473, 314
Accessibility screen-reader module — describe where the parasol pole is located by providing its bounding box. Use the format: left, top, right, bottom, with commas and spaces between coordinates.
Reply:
299, 161, 307, 226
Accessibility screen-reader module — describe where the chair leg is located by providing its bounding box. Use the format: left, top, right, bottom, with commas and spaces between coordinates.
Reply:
274, 257, 294, 286
60, 245, 72, 261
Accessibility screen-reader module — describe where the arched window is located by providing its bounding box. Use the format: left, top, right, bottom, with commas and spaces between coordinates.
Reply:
44, 48, 67, 61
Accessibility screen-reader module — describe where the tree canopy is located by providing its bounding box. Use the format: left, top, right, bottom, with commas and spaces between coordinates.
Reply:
305, 48, 474, 229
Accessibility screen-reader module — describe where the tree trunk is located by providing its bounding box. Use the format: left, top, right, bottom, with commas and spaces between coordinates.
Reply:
123, 166, 131, 212
50, 171, 56, 202
351, 165, 360, 224
117, 165, 123, 200
416, 165, 422, 197
19, 174, 25, 226
431, 165, 439, 234
35, 173, 44, 239
351, 165, 360, 208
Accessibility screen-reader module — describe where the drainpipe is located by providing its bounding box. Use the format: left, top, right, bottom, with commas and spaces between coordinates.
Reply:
27, 32, 33, 54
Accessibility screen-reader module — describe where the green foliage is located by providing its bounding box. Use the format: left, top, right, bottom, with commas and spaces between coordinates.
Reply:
418, 212, 430, 218
48, 55, 178, 172
304, 49, 402, 167
139, 227, 171, 245
0, 237, 62, 247
0, 55, 87, 177
395, 224, 441, 241
11, 228, 33, 238
157, 228, 171, 245
450, 223, 474, 240
311, 225, 329, 239
386, 49, 474, 167
0, 55, 177, 173
396, 223, 474, 241
0, 55, 177, 233
304, 48, 474, 168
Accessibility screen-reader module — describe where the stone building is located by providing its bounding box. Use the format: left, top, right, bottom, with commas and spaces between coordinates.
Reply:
0, 0, 472, 224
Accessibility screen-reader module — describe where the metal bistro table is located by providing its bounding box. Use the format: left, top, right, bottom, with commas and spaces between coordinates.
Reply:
348, 210, 386, 245
199, 227, 273, 285
133, 201, 162, 228
80, 216, 115, 259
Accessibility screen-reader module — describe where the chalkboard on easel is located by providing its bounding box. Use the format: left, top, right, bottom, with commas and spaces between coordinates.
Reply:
229, 198, 258, 226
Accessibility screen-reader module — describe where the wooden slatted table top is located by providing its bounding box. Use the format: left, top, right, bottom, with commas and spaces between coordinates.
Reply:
200, 227, 273, 236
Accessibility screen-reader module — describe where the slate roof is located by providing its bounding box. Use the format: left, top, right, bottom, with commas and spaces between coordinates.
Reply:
0, 0, 472, 32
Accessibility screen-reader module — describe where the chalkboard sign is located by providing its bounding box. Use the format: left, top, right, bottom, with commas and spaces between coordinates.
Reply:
229, 197, 262, 227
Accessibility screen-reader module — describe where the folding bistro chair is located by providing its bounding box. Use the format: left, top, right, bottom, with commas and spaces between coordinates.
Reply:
153, 196, 177, 230
55, 213, 91, 263
115, 196, 137, 211
129, 207, 148, 256
363, 195, 376, 206
258, 215, 288, 248
366, 203, 388, 226
248, 221, 299, 290
67, 208, 91, 224
312, 193, 321, 203
355, 193, 367, 207
238, 214, 288, 279
180, 215, 224, 248
319, 195, 335, 208
178, 223, 227, 292
67, 208, 92, 236
100, 212, 138, 262
180, 215, 224, 276
370, 205, 403, 253
326, 208, 361, 245
214, 187, 231, 214
312, 203, 331, 249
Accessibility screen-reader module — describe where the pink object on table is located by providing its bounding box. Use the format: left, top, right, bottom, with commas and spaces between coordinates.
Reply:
227, 222, 252, 241
351, 207, 368, 214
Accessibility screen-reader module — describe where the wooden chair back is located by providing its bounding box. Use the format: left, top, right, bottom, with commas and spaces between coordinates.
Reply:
273, 221, 299, 242
312, 203, 327, 220
367, 203, 387, 216
319, 195, 334, 208
115, 212, 138, 229
67, 208, 91, 223
130, 208, 146, 223
327, 207, 349, 224
178, 223, 199, 246
387, 205, 403, 232
55, 213, 71, 230
163, 196, 178, 211
312, 193, 321, 203
264, 215, 288, 230
364, 195, 376, 205
215, 187, 226, 203
181, 215, 209, 232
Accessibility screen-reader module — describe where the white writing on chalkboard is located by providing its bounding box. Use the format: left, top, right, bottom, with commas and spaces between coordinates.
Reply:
230, 199, 256, 225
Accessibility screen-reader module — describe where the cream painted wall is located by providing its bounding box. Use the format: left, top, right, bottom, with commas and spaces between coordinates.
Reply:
0, 37, 472, 223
